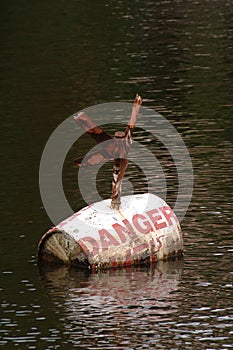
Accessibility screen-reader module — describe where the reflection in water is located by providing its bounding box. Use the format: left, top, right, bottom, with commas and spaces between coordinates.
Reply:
40, 260, 183, 348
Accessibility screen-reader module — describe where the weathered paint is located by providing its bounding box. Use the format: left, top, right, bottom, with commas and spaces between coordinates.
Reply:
38, 193, 183, 269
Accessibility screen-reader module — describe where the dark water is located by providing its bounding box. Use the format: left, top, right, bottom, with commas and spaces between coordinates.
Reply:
0, 0, 233, 349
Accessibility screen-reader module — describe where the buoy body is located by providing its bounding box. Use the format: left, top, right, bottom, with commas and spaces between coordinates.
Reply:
38, 193, 183, 269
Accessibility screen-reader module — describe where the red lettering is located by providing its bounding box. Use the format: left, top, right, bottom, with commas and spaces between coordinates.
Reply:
160, 206, 178, 226
112, 219, 137, 243
78, 237, 99, 257
122, 219, 137, 238
133, 242, 148, 255
125, 248, 132, 265
99, 229, 120, 251
146, 208, 167, 230
112, 223, 127, 243
132, 214, 153, 234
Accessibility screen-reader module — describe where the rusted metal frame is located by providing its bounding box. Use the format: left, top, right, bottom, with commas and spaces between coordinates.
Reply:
127, 94, 142, 132
111, 95, 142, 209
73, 111, 112, 142
73, 95, 142, 209
74, 142, 114, 167
73, 111, 113, 166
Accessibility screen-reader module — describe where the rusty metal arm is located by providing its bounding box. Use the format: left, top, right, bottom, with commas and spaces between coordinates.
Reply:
73, 111, 112, 143
111, 95, 142, 209
73, 142, 114, 167
127, 94, 143, 132
73, 95, 142, 209
73, 111, 113, 166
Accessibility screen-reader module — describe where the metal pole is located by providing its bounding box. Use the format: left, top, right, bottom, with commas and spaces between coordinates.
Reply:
111, 95, 142, 210
111, 131, 128, 210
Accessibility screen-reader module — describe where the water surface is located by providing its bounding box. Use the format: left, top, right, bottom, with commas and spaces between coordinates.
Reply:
0, 0, 232, 349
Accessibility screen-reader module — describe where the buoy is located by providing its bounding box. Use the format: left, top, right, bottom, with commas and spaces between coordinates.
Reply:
38, 95, 183, 270
38, 193, 183, 270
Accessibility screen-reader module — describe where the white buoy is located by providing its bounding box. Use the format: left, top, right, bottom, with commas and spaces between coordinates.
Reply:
38, 193, 183, 270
